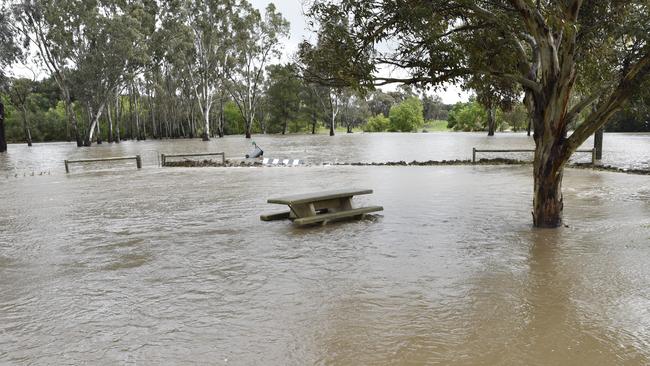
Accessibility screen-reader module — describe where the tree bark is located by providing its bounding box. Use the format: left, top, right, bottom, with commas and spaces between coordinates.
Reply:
107, 102, 114, 143
0, 101, 6, 152
486, 106, 496, 136
96, 118, 102, 144
63, 89, 83, 147
532, 140, 566, 228
83, 102, 106, 146
114, 92, 121, 143
218, 99, 225, 138
22, 106, 33, 147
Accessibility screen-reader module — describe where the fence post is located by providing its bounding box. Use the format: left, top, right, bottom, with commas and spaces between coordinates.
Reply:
472, 148, 476, 163
591, 148, 596, 165
64, 160, 69, 174
136, 155, 142, 169
161, 154, 166, 166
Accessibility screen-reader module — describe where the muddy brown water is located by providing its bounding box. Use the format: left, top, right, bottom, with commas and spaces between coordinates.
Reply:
1, 133, 649, 365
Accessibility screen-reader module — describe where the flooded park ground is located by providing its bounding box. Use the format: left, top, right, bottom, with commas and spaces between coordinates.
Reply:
1, 132, 649, 365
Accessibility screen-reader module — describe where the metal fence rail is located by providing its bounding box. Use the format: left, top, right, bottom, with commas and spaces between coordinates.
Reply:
472, 148, 596, 164
161, 152, 225, 166
64, 155, 142, 173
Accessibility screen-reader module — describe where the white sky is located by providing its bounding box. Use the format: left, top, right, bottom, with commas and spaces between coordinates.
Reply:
12, 0, 470, 105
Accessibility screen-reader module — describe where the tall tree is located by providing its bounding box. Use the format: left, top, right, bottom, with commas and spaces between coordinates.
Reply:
266, 63, 302, 134
14, 0, 89, 146
7, 78, 34, 146
165, 0, 235, 141
307, 0, 650, 228
1, 6, 22, 152
228, 2, 289, 138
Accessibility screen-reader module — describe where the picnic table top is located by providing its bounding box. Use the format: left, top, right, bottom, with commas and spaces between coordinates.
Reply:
267, 188, 373, 205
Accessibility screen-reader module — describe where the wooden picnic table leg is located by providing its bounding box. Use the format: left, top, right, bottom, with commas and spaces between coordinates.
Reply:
289, 203, 317, 218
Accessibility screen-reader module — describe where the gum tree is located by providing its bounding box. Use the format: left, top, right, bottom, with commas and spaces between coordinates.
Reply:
307, 0, 650, 227
1, 7, 22, 152
228, 2, 289, 139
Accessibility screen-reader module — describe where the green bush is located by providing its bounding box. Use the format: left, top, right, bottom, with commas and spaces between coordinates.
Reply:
363, 114, 390, 132
388, 97, 424, 132
447, 101, 486, 131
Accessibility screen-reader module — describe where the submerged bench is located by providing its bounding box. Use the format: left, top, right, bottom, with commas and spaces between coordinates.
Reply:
261, 188, 383, 226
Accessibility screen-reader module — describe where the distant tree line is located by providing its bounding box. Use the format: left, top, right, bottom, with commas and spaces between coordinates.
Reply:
0, 1, 647, 150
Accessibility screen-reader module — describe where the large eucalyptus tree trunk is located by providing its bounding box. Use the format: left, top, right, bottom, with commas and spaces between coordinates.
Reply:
532, 135, 567, 227
202, 106, 210, 141
0, 101, 6, 152
84, 102, 106, 146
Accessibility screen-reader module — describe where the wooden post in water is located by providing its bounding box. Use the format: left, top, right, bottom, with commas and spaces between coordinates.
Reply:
472, 148, 476, 163
136, 155, 142, 169
594, 127, 604, 161
64, 160, 69, 173
591, 148, 596, 165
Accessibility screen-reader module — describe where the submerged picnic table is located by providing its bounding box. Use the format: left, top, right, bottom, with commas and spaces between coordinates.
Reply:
261, 188, 383, 226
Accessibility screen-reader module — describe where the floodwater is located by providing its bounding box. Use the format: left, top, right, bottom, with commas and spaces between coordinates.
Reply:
0, 133, 649, 365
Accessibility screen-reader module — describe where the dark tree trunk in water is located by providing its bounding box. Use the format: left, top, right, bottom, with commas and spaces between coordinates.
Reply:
594, 127, 604, 161
0, 101, 6, 152
96, 120, 102, 144
532, 142, 565, 228
107, 103, 114, 143
217, 99, 224, 138
282, 118, 287, 135
487, 106, 496, 136
22, 106, 32, 147
245, 117, 252, 139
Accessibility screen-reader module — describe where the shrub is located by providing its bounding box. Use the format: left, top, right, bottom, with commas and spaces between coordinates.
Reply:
388, 97, 425, 132
363, 114, 390, 132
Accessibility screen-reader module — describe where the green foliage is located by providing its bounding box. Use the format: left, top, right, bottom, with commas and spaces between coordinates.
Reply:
223, 101, 245, 135
388, 97, 424, 132
266, 63, 302, 133
447, 101, 487, 132
499, 104, 529, 132
363, 115, 390, 132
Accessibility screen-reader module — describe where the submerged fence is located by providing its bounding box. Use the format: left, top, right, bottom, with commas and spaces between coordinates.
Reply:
64, 155, 142, 173
472, 148, 596, 164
